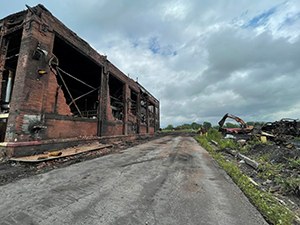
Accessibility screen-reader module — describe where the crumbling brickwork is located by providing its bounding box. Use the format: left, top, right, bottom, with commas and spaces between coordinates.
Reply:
0, 4, 160, 156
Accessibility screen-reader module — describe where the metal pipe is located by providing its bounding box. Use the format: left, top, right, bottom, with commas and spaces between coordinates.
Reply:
57, 67, 96, 89
5, 70, 13, 103
68, 88, 97, 106
56, 68, 82, 117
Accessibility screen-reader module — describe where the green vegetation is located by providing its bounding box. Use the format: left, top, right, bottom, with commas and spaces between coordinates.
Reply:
159, 128, 195, 133
161, 121, 212, 131
165, 124, 174, 130
286, 157, 300, 169
191, 122, 201, 130
274, 176, 300, 201
162, 120, 266, 132
257, 162, 283, 180
206, 128, 222, 140
203, 121, 212, 130
258, 153, 270, 162
194, 129, 296, 225
218, 139, 240, 150
275, 177, 300, 195
224, 122, 240, 128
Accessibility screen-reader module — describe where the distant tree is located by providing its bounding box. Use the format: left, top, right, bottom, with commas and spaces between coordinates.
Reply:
212, 125, 220, 130
203, 122, 212, 130
191, 122, 200, 130
255, 121, 265, 125
181, 123, 192, 129
247, 121, 264, 126
224, 122, 240, 128
174, 125, 182, 130
246, 121, 255, 126
165, 124, 173, 130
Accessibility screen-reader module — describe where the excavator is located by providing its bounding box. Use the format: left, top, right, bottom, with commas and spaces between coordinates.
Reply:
218, 113, 252, 134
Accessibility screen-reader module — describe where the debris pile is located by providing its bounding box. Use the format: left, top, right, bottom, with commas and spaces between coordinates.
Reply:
261, 118, 300, 137
215, 115, 300, 215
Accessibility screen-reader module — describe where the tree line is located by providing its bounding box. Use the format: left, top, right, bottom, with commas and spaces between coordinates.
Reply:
163, 121, 264, 131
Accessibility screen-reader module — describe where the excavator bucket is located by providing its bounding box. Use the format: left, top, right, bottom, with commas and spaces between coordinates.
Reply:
218, 113, 228, 128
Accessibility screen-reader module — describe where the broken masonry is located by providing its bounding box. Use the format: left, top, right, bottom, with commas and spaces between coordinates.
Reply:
0, 4, 160, 157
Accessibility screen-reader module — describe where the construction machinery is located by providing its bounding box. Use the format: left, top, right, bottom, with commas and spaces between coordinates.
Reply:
218, 113, 251, 134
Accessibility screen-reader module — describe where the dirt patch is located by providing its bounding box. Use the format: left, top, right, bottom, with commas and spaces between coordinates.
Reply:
181, 167, 204, 193
176, 153, 194, 162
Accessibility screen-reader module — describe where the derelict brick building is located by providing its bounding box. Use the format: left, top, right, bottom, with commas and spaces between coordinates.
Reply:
0, 5, 159, 157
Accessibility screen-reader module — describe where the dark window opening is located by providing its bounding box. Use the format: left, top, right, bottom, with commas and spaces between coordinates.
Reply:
130, 89, 137, 116
155, 106, 159, 130
1, 29, 22, 113
140, 92, 147, 124
148, 104, 154, 127
0, 118, 7, 142
109, 75, 124, 120
52, 35, 101, 118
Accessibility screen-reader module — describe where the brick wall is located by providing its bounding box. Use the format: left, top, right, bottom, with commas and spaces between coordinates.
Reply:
149, 127, 154, 133
2, 5, 159, 145
140, 125, 147, 133
103, 121, 123, 136
45, 119, 97, 139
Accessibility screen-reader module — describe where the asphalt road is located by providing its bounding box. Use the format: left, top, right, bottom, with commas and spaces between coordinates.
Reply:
0, 136, 268, 225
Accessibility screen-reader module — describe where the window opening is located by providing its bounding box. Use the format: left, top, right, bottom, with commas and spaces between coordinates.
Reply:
155, 106, 159, 130
0, 29, 22, 142
130, 89, 137, 116
139, 92, 147, 124
109, 75, 124, 120
52, 35, 101, 118
148, 104, 154, 127
1, 29, 22, 113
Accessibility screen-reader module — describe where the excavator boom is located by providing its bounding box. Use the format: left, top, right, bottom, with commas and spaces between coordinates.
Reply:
218, 113, 247, 130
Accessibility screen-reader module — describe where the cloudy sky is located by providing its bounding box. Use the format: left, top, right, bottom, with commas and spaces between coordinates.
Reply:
2, 1, 300, 127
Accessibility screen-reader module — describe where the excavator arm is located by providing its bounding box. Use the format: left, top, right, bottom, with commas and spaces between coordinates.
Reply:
218, 113, 247, 129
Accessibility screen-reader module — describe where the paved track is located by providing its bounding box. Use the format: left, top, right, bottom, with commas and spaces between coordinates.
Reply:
0, 136, 268, 225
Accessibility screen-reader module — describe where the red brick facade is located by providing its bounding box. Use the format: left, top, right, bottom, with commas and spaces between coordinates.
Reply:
0, 5, 159, 156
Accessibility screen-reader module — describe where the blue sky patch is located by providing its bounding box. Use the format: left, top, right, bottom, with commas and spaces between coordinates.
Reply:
277, 12, 300, 30
148, 37, 177, 56
148, 37, 161, 54
243, 6, 277, 28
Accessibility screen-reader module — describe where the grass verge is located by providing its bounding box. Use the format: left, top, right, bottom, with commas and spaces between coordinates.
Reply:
194, 130, 296, 225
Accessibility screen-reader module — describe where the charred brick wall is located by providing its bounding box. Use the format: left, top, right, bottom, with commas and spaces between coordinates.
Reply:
0, 4, 160, 148
4, 11, 56, 142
